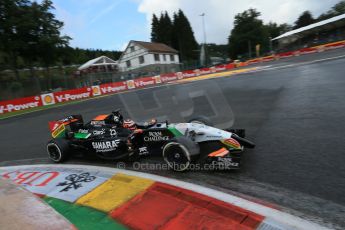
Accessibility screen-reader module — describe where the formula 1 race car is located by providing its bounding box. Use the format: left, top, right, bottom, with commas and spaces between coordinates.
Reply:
47, 110, 255, 171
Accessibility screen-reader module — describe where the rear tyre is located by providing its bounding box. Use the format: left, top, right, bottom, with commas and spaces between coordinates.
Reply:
188, 116, 213, 126
47, 139, 70, 163
163, 136, 200, 171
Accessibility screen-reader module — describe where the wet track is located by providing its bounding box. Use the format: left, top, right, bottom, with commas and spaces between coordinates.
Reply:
1, 48, 345, 227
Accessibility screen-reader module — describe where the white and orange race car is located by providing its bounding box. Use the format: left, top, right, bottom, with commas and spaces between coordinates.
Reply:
47, 110, 255, 171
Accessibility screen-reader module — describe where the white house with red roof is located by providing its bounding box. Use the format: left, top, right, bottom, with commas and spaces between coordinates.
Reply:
118, 40, 180, 74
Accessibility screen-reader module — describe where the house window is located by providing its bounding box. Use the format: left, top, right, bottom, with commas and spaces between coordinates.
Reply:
170, 54, 175, 61
130, 46, 135, 52
154, 54, 160, 62
163, 54, 166, 61
126, 60, 131, 68
139, 56, 144, 64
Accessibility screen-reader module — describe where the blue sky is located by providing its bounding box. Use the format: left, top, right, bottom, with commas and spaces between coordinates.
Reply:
43, 0, 340, 51
52, 0, 148, 50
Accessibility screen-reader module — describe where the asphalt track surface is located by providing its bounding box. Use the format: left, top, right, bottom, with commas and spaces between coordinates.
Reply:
1, 48, 345, 228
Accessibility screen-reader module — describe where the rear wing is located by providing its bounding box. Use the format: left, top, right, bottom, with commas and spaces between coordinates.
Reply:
48, 115, 83, 138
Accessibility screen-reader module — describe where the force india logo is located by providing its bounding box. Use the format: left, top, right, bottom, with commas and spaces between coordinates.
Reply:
92, 140, 120, 152
144, 132, 169, 142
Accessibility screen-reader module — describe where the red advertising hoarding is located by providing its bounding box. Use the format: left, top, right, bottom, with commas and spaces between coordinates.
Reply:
133, 77, 156, 88
99, 82, 128, 95
53, 87, 92, 103
0, 96, 42, 114
160, 73, 178, 82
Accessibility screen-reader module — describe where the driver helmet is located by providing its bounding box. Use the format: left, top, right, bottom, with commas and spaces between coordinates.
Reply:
123, 119, 137, 130
113, 115, 120, 123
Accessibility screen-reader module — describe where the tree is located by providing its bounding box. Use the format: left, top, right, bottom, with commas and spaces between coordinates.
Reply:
0, 0, 70, 87
151, 14, 159, 42
35, 0, 70, 89
228, 8, 269, 59
317, 0, 345, 21
172, 9, 199, 61
171, 12, 180, 52
0, 0, 32, 80
150, 9, 198, 61
37, 0, 70, 62
293, 11, 314, 29
332, 0, 345, 15
265, 22, 291, 39
159, 12, 173, 46
150, 12, 173, 46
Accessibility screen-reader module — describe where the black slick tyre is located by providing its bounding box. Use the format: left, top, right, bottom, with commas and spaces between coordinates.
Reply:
162, 136, 200, 171
47, 139, 70, 163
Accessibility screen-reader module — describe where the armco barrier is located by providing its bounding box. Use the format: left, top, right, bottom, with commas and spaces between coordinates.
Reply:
98, 81, 128, 95
53, 87, 92, 103
0, 63, 235, 115
1, 39, 345, 116
0, 95, 42, 114
244, 39, 345, 63
133, 76, 156, 88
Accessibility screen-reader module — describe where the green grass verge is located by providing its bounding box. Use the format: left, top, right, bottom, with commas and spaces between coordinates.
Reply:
43, 197, 127, 230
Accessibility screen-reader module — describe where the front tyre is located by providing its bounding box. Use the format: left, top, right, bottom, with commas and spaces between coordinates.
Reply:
47, 139, 70, 163
163, 137, 200, 171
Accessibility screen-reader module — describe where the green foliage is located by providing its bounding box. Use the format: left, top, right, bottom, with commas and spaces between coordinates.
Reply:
317, 0, 345, 21
150, 12, 173, 46
151, 14, 159, 42
206, 43, 228, 58
9, 81, 23, 92
59, 47, 122, 66
2, 0, 343, 74
172, 10, 199, 61
0, 0, 68, 68
293, 11, 315, 29
150, 9, 198, 61
228, 9, 269, 59
0, 0, 31, 78
0, 0, 121, 73
159, 12, 173, 46
265, 22, 291, 39
227, 1, 345, 59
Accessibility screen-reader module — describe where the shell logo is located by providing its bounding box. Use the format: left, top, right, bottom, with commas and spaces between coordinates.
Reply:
93, 87, 99, 95
176, 72, 183, 80
44, 95, 53, 104
41, 93, 56, 106
154, 75, 162, 84
93, 87, 100, 95
127, 80, 135, 89
91, 86, 101, 96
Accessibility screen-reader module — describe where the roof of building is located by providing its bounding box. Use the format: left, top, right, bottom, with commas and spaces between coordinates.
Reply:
272, 13, 345, 41
78, 56, 117, 70
131, 40, 178, 53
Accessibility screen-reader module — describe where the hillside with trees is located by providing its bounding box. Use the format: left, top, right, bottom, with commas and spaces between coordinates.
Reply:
2, 0, 345, 71
0, 0, 121, 73
227, 0, 345, 59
